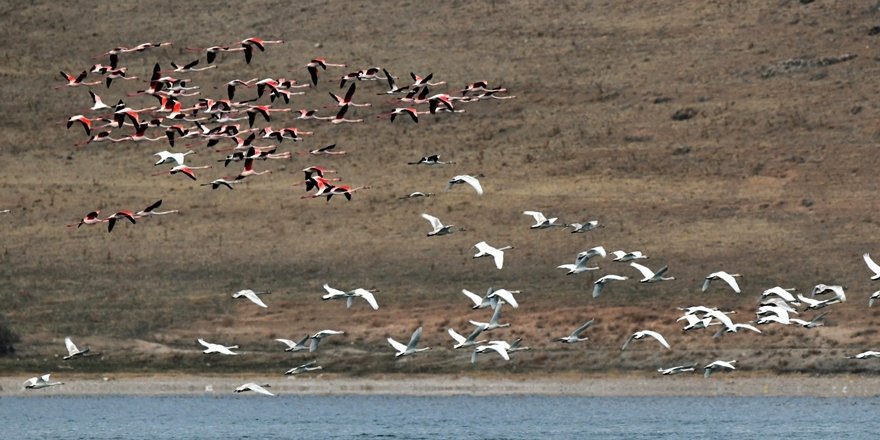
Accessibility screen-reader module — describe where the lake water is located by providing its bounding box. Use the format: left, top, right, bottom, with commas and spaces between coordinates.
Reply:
3, 395, 878, 439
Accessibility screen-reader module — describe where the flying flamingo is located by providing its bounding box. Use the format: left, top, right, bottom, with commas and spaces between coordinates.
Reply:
111, 123, 164, 143
246, 105, 292, 127
410, 72, 445, 88
201, 178, 239, 190
235, 157, 272, 180
304, 144, 346, 156
67, 211, 103, 228
154, 150, 195, 166
294, 109, 322, 120
58, 71, 101, 88
239, 37, 284, 64
154, 165, 211, 181
74, 131, 117, 147
167, 59, 216, 73
66, 115, 92, 135
377, 68, 409, 95
356, 67, 386, 81
380, 107, 426, 123
325, 105, 363, 124
461, 81, 507, 96
104, 67, 138, 88
328, 83, 371, 107
105, 210, 137, 232
88, 91, 111, 111
307, 57, 347, 86
135, 199, 179, 217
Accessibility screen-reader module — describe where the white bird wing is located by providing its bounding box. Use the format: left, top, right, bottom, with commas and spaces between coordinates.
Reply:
864, 253, 880, 279
701, 277, 712, 293
484, 343, 509, 360
571, 319, 594, 337
490, 289, 519, 308
621, 333, 636, 351
457, 175, 483, 195
598, 274, 628, 283
240, 290, 268, 308
198, 339, 213, 349
734, 323, 761, 334
797, 294, 822, 307
313, 329, 344, 338
65, 337, 78, 356
243, 383, 275, 396
523, 210, 547, 224
715, 272, 741, 293
629, 262, 655, 280
275, 339, 296, 349
592, 282, 604, 298
322, 283, 345, 299
589, 246, 607, 258
352, 288, 379, 310
491, 249, 505, 269
387, 337, 408, 353
705, 310, 735, 331
447, 328, 466, 345
461, 289, 484, 307
421, 213, 443, 230
643, 330, 671, 349
407, 327, 424, 350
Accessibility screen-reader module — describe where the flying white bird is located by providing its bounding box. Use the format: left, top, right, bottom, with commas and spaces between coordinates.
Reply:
870, 291, 880, 307
234, 382, 275, 396
232, 289, 270, 308
760, 286, 799, 303
704, 360, 736, 378
592, 275, 629, 298
677, 314, 715, 332
789, 311, 829, 328
446, 175, 483, 195
610, 250, 648, 262
629, 262, 675, 283
275, 335, 310, 352
559, 319, 594, 343
309, 330, 344, 352
558, 246, 606, 275
321, 284, 379, 310
522, 211, 565, 229
154, 150, 195, 166
63, 337, 91, 360
658, 364, 698, 375
568, 220, 602, 233
470, 341, 510, 363
864, 253, 880, 280
473, 241, 513, 270
284, 360, 323, 375
469, 303, 511, 331
507, 337, 530, 354
487, 288, 519, 308
847, 351, 880, 359
23, 374, 63, 390
461, 287, 498, 309
621, 330, 671, 351
198, 338, 240, 355
421, 213, 458, 236
388, 326, 431, 357
702, 271, 742, 294
448, 326, 488, 349
797, 294, 840, 310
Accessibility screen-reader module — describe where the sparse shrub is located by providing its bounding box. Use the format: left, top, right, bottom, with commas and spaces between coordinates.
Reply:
0, 319, 20, 355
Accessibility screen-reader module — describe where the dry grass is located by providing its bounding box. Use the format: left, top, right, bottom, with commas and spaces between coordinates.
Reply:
1, 0, 880, 376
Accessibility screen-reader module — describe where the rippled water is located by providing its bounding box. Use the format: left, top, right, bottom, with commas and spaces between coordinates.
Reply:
4, 395, 878, 439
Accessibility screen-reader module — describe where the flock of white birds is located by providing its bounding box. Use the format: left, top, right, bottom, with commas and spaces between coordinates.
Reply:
17, 37, 880, 396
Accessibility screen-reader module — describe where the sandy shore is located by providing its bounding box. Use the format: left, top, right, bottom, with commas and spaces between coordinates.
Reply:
3, 373, 879, 397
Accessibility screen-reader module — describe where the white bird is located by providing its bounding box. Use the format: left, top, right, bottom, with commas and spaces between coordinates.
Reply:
558, 246, 606, 275
470, 341, 510, 363
559, 319, 594, 343
154, 150, 195, 166
507, 337, 530, 353
388, 326, 431, 357
469, 303, 511, 331
592, 275, 629, 298
658, 364, 698, 375
347, 288, 380, 310
448, 326, 488, 349
761, 286, 799, 303
630, 262, 675, 283
702, 271, 742, 294
847, 351, 880, 359
610, 250, 648, 262
421, 213, 457, 236
677, 314, 715, 332
797, 294, 840, 310
568, 220, 602, 233
461, 287, 498, 309
621, 330, 671, 351
285, 360, 323, 375
864, 253, 880, 280
759, 297, 799, 313
309, 330, 345, 352
703, 309, 736, 333
23, 374, 63, 390
275, 335, 310, 352
487, 288, 519, 308
713, 323, 762, 338
870, 291, 880, 307
473, 241, 513, 270
446, 175, 483, 195
522, 211, 565, 229
811, 284, 846, 302
232, 289, 270, 308
198, 338, 240, 355
234, 382, 275, 396
789, 311, 829, 328
704, 360, 737, 378
63, 337, 90, 360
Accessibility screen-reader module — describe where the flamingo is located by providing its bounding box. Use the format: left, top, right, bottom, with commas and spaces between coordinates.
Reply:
356, 67, 386, 82
309, 329, 344, 352
295, 108, 322, 120
58, 70, 101, 88
461, 80, 507, 96
62, 337, 91, 360
201, 178, 239, 190
245, 105, 291, 127
104, 210, 137, 232
154, 150, 195, 166
324, 105, 363, 124
629, 262, 675, 283
232, 289, 271, 308
168, 59, 216, 73
234, 383, 275, 396
223, 78, 258, 100
702, 271, 742, 294
592, 275, 629, 298
421, 213, 459, 236
329, 83, 371, 107
285, 360, 323, 375
523, 210, 565, 229
621, 330, 671, 351
399, 191, 434, 199
276, 335, 310, 352
446, 175, 483, 195
307, 57, 347, 86
324, 184, 369, 201
703, 360, 736, 378
235, 157, 272, 180
428, 95, 455, 114
410, 72, 445, 88
377, 68, 409, 94
154, 164, 211, 181
24, 374, 63, 390
408, 154, 454, 165
66, 115, 92, 136
240, 37, 284, 64
473, 241, 513, 269
67, 211, 103, 228
307, 144, 347, 156
88, 91, 111, 110
559, 319, 595, 343
198, 338, 239, 355
104, 67, 138, 88
383, 107, 427, 123
387, 326, 430, 357
448, 326, 488, 349
135, 199, 179, 217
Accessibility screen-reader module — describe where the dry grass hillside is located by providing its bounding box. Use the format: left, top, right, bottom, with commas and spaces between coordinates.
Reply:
1, 0, 880, 376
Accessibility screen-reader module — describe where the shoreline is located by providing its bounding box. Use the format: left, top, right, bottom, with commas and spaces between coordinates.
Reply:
3, 373, 879, 397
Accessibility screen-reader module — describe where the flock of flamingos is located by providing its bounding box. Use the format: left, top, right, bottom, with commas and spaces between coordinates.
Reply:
16, 37, 880, 395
